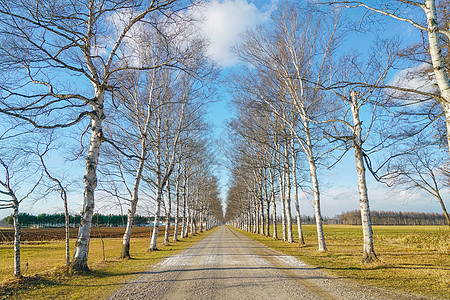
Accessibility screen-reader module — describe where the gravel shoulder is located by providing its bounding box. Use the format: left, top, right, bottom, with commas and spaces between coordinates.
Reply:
107, 226, 429, 300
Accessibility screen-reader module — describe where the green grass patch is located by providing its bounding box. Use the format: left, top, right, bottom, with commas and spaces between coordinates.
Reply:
236, 225, 449, 299
0, 227, 218, 299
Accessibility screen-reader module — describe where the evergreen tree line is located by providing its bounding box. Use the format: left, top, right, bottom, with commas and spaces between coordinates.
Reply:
4, 210, 445, 228
2, 213, 156, 228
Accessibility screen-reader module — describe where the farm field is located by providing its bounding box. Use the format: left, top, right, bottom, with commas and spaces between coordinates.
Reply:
1, 224, 448, 299
0, 226, 213, 299
0, 226, 153, 242
237, 225, 450, 299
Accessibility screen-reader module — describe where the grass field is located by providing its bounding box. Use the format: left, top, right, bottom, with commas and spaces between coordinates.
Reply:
237, 225, 449, 299
0, 227, 218, 299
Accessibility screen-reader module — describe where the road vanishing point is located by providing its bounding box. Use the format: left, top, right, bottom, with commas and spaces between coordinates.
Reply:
109, 226, 426, 300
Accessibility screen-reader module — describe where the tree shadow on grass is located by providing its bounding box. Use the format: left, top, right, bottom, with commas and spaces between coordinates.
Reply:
0, 275, 63, 298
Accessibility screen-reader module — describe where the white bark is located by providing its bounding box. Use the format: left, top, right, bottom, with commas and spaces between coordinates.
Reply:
173, 168, 181, 241
264, 179, 271, 236
278, 168, 287, 241
284, 142, 294, 243
424, 0, 450, 156
256, 195, 261, 234
269, 168, 278, 239
303, 117, 327, 251
13, 204, 20, 277
181, 177, 188, 238
164, 183, 172, 245
63, 191, 70, 266
350, 91, 377, 262
291, 137, 305, 245
121, 151, 146, 259
71, 90, 105, 270
188, 205, 194, 236
354, 1, 450, 157
149, 188, 162, 251
277, 141, 287, 241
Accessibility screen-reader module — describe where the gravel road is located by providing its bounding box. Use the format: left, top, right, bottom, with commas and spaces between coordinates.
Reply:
107, 226, 427, 300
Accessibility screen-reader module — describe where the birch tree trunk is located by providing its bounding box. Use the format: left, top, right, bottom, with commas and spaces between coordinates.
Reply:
173, 169, 181, 241
149, 107, 165, 251
121, 152, 146, 259
61, 191, 70, 266
259, 175, 266, 236
164, 182, 172, 245
193, 188, 200, 235
13, 202, 21, 277
350, 91, 377, 263
256, 196, 261, 234
263, 173, 270, 236
265, 196, 270, 237
149, 131, 163, 250
184, 206, 190, 237
270, 168, 278, 239
291, 137, 305, 245
303, 118, 326, 251
181, 177, 187, 238
436, 192, 450, 226
284, 142, 294, 243
149, 187, 162, 251
308, 154, 326, 251
187, 205, 191, 236
71, 90, 105, 270
424, 0, 450, 156
189, 206, 194, 235
277, 149, 287, 241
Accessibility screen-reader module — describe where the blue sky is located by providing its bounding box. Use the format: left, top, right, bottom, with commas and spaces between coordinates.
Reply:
202, 0, 448, 217
1, 0, 447, 219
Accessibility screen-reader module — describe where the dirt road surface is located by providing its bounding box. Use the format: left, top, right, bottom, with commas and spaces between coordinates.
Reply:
108, 226, 426, 300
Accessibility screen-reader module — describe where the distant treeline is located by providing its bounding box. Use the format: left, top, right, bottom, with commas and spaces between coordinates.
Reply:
4, 211, 446, 228
296, 215, 341, 225
280, 210, 447, 226
2, 213, 155, 228
339, 210, 447, 226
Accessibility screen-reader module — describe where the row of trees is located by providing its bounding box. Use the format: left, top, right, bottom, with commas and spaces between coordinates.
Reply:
3, 213, 150, 228
0, 0, 223, 277
340, 210, 448, 226
224, 0, 449, 264
4, 209, 445, 228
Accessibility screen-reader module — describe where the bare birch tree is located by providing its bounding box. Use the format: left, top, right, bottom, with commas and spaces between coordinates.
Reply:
385, 140, 450, 226
232, 4, 342, 250
317, 43, 396, 262
0, 149, 41, 277
323, 0, 450, 160
0, 0, 183, 271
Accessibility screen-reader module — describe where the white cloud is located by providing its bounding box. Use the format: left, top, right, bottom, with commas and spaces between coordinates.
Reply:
389, 62, 439, 102
100, 1, 272, 68
195, 0, 272, 66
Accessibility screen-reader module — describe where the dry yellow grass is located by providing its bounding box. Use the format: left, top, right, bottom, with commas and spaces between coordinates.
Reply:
0, 227, 218, 299
237, 225, 449, 299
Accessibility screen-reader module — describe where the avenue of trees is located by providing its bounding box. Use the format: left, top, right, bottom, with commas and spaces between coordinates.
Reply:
0, 0, 223, 277
1, 0, 449, 279
224, 0, 449, 264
